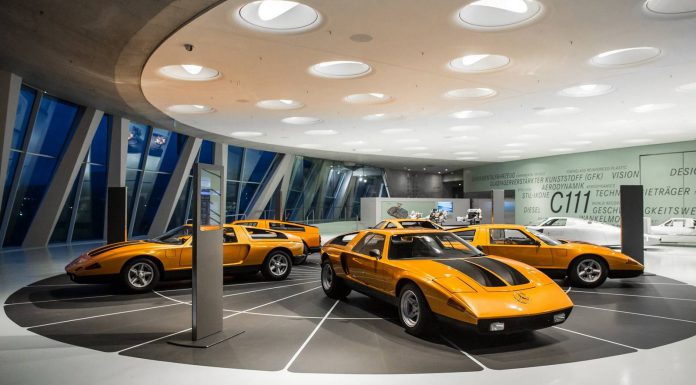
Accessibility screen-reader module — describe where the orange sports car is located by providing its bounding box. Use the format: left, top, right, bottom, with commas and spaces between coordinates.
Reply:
372, 218, 443, 230
232, 219, 321, 264
320, 229, 573, 336
449, 224, 644, 288
66, 224, 305, 292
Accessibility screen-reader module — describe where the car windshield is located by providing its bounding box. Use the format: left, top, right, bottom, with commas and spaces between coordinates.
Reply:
389, 232, 483, 260
400, 221, 441, 229
151, 226, 193, 244
528, 228, 561, 246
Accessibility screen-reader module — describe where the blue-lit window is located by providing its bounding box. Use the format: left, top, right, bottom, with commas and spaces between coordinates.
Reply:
227, 145, 243, 181
50, 176, 80, 243
168, 176, 192, 230
127, 123, 148, 169
226, 181, 240, 222
27, 95, 79, 158
243, 149, 276, 183
199, 140, 214, 164
11, 86, 36, 150
238, 183, 259, 214
144, 128, 172, 172
132, 171, 171, 236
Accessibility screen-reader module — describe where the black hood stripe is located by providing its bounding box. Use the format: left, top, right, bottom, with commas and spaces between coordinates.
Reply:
435, 259, 507, 287
467, 258, 530, 286
88, 241, 142, 256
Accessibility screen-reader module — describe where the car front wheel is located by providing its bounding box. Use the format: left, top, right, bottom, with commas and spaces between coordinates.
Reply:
321, 261, 351, 299
398, 283, 434, 336
569, 256, 608, 288
261, 251, 292, 281
121, 258, 160, 292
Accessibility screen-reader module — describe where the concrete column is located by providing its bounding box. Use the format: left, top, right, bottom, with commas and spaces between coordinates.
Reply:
0, 71, 22, 209
620, 185, 645, 263
246, 153, 294, 219
23, 108, 104, 248
147, 137, 202, 237
491, 189, 505, 224
278, 154, 294, 220
108, 117, 129, 188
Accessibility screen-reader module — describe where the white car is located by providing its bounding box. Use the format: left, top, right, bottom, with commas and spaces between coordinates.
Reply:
528, 217, 661, 247
650, 218, 696, 243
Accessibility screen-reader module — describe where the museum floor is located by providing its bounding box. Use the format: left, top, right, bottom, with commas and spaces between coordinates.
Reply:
2, 240, 696, 385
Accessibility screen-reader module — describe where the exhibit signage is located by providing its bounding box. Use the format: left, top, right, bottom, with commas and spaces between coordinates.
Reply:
465, 141, 696, 226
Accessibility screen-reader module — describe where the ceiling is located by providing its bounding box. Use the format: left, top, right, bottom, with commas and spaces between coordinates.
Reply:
141, 0, 696, 169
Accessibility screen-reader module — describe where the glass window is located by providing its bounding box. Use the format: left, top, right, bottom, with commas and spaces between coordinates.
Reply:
245, 227, 287, 240
87, 115, 110, 166
236, 221, 258, 227
127, 123, 148, 169
227, 145, 243, 181
243, 149, 276, 183
199, 140, 214, 164
11, 86, 36, 150
72, 163, 107, 240
168, 176, 192, 230
389, 233, 481, 260
269, 222, 304, 232
144, 128, 172, 172
132, 171, 172, 236
50, 175, 80, 243
27, 95, 79, 157
490, 229, 537, 245
328, 232, 357, 246
352, 233, 386, 255
223, 228, 238, 243
125, 169, 140, 220
152, 225, 193, 244
385, 222, 397, 229
226, 181, 240, 221
453, 230, 476, 241
1, 151, 20, 219
238, 183, 259, 214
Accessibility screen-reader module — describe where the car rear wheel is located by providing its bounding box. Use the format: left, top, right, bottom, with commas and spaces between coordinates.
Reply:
569, 256, 607, 288
261, 251, 292, 281
121, 258, 160, 292
398, 283, 434, 336
321, 261, 351, 299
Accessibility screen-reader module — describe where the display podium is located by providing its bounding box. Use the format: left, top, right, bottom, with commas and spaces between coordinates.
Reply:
169, 164, 243, 348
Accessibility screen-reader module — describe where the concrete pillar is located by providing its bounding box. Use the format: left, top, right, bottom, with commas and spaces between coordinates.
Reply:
491, 189, 505, 224
0, 71, 22, 210
108, 117, 129, 188
147, 137, 202, 237
23, 108, 104, 248
214, 142, 227, 222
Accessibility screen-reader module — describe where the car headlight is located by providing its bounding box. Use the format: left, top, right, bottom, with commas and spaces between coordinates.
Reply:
70, 254, 91, 266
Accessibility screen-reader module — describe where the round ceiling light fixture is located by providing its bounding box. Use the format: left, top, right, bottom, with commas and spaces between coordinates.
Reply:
676, 82, 696, 93
362, 113, 402, 121
631, 103, 675, 113
453, 151, 477, 155
590, 47, 661, 67
457, 0, 544, 30
167, 104, 214, 114
559, 83, 615, 97
310, 61, 372, 79
304, 129, 337, 135
237, 1, 321, 32
343, 93, 392, 104
159, 65, 220, 81
256, 99, 304, 110
536, 106, 581, 116
449, 54, 510, 72
457, 156, 479, 160
230, 131, 264, 137
450, 110, 493, 119
444, 88, 497, 99
644, 0, 696, 14
281, 116, 322, 125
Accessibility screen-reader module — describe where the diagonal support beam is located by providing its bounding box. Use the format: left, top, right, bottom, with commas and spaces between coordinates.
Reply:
246, 153, 294, 219
0, 71, 22, 212
147, 137, 202, 237
23, 108, 104, 248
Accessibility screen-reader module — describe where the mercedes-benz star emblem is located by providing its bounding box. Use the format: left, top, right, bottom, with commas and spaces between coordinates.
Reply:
513, 291, 530, 304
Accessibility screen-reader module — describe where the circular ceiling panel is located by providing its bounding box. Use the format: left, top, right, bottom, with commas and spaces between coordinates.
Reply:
159, 65, 220, 81
676, 82, 696, 92
644, 0, 696, 14
309, 61, 372, 79
559, 84, 615, 97
167, 104, 215, 114
458, 0, 544, 30
237, 1, 321, 32
590, 47, 661, 67
449, 54, 510, 73
450, 110, 493, 119
256, 99, 304, 110
536, 106, 581, 116
343, 93, 392, 104
362, 113, 402, 121
281, 116, 322, 125
444, 88, 497, 99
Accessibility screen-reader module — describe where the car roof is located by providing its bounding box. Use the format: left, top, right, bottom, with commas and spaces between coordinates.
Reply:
367, 228, 448, 235
386, 218, 431, 222
450, 224, 526, 230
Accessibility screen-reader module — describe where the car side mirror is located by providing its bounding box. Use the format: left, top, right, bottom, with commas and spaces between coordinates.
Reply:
369, 249, 381, 259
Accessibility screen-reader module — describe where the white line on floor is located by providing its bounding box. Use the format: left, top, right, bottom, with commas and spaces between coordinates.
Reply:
565, 287, 572, 293
574, 304, 696, 324
440, 335, 488, 370
222, 286, 321, 320
25, 283, 87, 287
219, 308, 389, 320
553, 326, 640, 350
117, 327, 192, 354
222, 280, 319, 298
570, 290, 696, 302
282, 300, 339, 371
153, 291, 189, 305
28, 302, 183, 329
156, 277, 318, 293
5, 294, 115, 306
622, 282, 690, 286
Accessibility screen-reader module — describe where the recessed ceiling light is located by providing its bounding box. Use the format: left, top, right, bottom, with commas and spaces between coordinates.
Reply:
498, 155, 521, 159
396, 138, 419, 143
631, 103, 675, 113
451, 110, 493, 119
449, 54, 510, 72
355, 148, 382, 153
453, 151, 477, 155
310, 61, 372, 79
500, 149, 523, 154
256, 99, 304, 110
624, 138, 654, 144
167, 104, 214, 114
559, 84, 615, 97
457, 156, 479, 160
230, 131, 264, 137
404, 146, 428, 151
676, 82, 696, 93
297, 143, 321, 148
342, 140, 365, 145
449, 125, 482, 132
458, 0, 544, 30
282, 116, 322, 125
159, 65, 220, 81
380, 128, 412, 134
362, 113, 402, 121
590, 47, 661, 67
644, 0, 696, 14
536, 107, 581, 116
444, 88, 497, 99
343, 93, 392, 104
564, 140, 592, 145
304, 129, 337, 135
505, 142, 528, 147
238, 1, 320, 32
549, 148, 574, 152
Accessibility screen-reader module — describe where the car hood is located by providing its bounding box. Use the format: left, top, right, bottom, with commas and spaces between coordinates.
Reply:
390, 256, 550, 292
86, 240, 172, 257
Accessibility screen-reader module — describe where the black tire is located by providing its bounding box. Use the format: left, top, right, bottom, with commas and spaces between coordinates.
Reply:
398, 283, 434, 336
261, 250, 292, 281
121, 258, 160, 292
321, 261, 351, 299
568, 256, 608, 288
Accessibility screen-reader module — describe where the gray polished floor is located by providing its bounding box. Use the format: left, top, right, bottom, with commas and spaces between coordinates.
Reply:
2, 242, 696, 384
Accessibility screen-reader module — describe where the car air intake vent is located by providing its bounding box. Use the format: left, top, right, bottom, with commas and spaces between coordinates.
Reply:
468, 258, 530, 286
88, 241, 142, 256
436, 259, 507, 287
